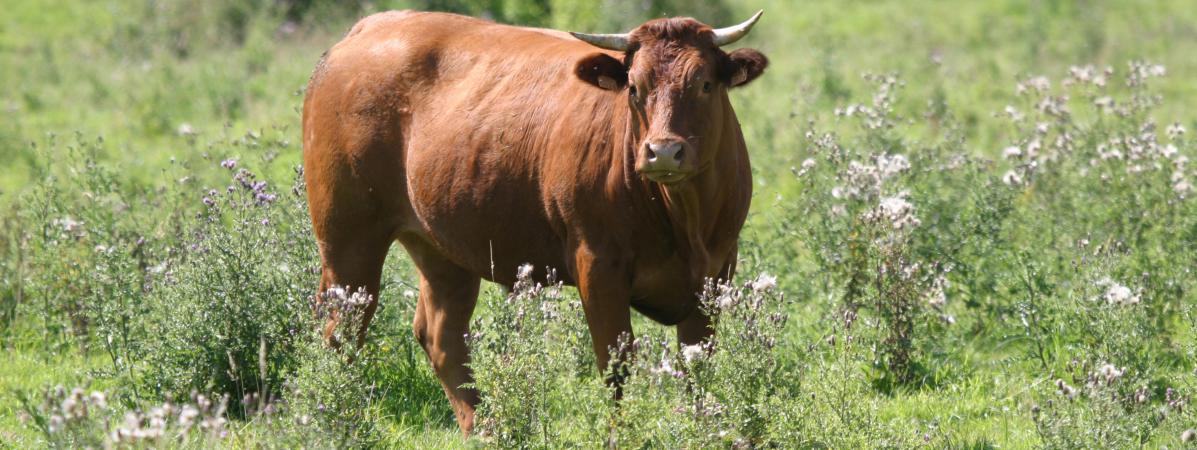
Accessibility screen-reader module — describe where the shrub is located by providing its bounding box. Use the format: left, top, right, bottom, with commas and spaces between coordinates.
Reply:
790, 74, 965, 385
469, 265, 606, 448
282, 327, 383, 447
16, 136, 159, 385
139, 159, 318, 410
1024, 249, 1180, 447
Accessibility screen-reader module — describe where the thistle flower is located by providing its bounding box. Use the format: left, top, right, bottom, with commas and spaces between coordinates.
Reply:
1003, 105, 1023, 122
1096, 362, 1125, 384
835, 154, 911, 200
1175, 179, 1193, 197
176, 123, 196, 136
178, 405, 199, 429
681, 344, 706, 363
1002, 170, 1023, 186
54, 217, 85, 238
751, 272, 777, 292
1098, 278, 1140, 305
875, 153, 910, 178
1066, 65, 1092, 84
517, 263, 534, 280
1166, 122, 1186, 140
1098, 145, 1124, 161
1055, 379, 1077, 399
866, 192, 921, 230
89, 391, 107, 409
1133, 387, 1149, 403
47, 414, 64, 434
652, 357, 682, 378
325, 286, 346, 301
1161, 144, 1179, 159
255, 193, 277, 205
1017, 75, 1051, 95
716, 291, 735, 310
797, 158, 816, 176
62, 388, 87, 419
1127, 61, 1166, 86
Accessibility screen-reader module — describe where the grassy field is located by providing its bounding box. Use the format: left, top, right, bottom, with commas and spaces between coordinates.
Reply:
3, 0, 1197, 447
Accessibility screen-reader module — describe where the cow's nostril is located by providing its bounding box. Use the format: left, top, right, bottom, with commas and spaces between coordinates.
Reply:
673, 147, 685, 161
646, 146, 657, 160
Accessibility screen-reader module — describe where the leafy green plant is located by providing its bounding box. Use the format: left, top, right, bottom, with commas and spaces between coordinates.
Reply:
139, 158, 317, 410
468, 266, 605, 448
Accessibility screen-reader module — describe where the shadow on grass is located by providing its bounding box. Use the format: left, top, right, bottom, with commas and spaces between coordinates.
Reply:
366, 329, 457, 430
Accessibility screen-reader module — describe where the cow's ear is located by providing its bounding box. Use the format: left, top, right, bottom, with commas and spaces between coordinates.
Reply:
721, 48, 768, 88
575, 53, 627, 91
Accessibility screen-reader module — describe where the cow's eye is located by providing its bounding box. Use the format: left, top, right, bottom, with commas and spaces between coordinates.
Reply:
628, 85, 637, 98
702, 81, 712, 93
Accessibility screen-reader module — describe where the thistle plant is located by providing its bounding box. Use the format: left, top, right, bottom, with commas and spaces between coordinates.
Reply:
793, 73, 959, 385
139, 156, 318, 410
1023, 247, 1181, 448
468, 265, 603, 448
18, 385, 230, 449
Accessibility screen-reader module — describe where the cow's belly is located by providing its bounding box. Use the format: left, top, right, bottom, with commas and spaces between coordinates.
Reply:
404, 205, 568, 286
402, 148, 566, 286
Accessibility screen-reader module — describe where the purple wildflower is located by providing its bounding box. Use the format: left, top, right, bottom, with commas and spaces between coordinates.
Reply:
234, 169, 255, 190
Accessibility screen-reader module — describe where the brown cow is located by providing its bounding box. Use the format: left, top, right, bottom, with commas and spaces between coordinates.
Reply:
302, 10, 767, 434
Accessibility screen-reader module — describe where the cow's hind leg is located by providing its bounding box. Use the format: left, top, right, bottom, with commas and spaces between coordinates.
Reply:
404, 239, 482, 435
313, 222, 393, 349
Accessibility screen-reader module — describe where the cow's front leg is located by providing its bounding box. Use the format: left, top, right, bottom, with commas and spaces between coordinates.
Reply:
678, 248, 733, 349
573, 245, 633, 389
677, 309, 712, 347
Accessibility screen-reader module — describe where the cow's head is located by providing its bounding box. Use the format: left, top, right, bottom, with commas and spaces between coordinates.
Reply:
572, 12, 768, 184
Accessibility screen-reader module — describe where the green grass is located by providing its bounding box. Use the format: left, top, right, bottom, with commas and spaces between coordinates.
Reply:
0, 350, 112, 447
4, 0, 1197, 447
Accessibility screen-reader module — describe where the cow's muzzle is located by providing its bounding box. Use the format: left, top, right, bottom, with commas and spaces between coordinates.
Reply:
639, 139, 691, 183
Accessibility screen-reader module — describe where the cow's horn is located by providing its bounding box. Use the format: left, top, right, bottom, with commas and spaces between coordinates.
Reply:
569, 31, 629, 51
712, 10, 763, 47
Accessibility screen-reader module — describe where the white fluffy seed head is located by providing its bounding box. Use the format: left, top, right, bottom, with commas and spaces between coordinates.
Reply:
517, 263, 534, 280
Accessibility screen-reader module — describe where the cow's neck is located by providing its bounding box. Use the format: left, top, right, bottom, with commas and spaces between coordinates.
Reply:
658, 180, 715, 283
610, 107, 736, 285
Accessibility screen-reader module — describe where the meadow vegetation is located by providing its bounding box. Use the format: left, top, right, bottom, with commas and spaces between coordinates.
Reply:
3, 0, 1197, 447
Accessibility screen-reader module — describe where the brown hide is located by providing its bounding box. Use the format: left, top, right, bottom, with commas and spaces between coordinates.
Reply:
302, 10, 765, 434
